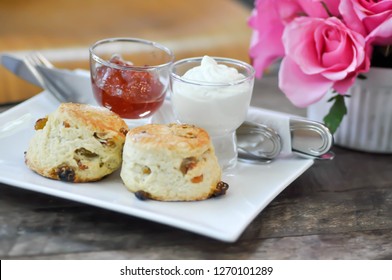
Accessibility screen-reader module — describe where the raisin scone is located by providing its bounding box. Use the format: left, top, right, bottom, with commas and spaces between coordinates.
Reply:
25, 103, 128, 182
120, 123, 228, 201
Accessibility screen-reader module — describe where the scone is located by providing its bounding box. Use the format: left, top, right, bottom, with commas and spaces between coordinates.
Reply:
25, 103, 128, 182
120, 123, 228, 201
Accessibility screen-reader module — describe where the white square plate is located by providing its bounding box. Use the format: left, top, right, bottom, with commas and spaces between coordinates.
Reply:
0, 92, 313, 242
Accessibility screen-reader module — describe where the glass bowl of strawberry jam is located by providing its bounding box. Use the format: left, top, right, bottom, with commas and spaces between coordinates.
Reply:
89, 38, 174, 127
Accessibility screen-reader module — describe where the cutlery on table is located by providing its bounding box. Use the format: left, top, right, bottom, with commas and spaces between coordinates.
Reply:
236, 119, 334, 164
1, 53, 92, 104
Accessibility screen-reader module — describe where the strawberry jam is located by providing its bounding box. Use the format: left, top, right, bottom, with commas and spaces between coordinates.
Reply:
91, 55, 165, 119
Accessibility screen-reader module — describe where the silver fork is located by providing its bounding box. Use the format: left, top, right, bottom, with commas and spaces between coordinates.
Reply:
23, 52, 69, 102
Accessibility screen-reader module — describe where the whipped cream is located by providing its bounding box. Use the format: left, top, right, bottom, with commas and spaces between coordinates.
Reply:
183, 55, 245, 84
171, 56, 253, 136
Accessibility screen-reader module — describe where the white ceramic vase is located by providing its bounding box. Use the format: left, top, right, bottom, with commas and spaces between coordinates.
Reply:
307, 67, 392, 153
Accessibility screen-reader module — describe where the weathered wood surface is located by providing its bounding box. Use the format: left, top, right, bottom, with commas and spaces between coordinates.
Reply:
1, 76, 392, 260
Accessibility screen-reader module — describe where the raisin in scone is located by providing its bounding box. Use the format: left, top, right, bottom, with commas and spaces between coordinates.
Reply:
120, 123, 228, 201
25, 103, 128, 182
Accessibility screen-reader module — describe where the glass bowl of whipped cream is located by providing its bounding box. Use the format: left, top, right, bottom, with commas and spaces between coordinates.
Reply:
170, 55, 255, 171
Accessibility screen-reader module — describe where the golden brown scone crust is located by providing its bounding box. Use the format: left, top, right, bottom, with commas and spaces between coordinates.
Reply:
120, 123, 226, 201
129, 123, 211, 154
59, 103, 127, 132
25, 103, 128, 182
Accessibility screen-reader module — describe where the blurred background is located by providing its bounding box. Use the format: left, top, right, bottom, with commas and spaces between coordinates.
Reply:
0, 0, 254, 104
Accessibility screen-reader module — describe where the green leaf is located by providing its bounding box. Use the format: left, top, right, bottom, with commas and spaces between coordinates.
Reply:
323, 94, 347, 134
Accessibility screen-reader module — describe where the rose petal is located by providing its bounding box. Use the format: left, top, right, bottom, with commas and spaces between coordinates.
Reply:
248, 1, 286, 77
249, 30, 285, 78
279, 56, 333, 107
361, 0, 392, 13
283, 18, 325, 75
298, 0, 340, 17
340, 0, 392, 40
332, 72, 357, 94
366, 16, 392, 45
339, 0, 367, 35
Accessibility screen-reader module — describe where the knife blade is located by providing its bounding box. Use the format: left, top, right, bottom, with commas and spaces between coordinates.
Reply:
1, 54, 40, 86
0, 54, 93, 103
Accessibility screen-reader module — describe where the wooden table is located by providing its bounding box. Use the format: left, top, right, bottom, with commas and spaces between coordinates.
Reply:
1, 75, 392, 260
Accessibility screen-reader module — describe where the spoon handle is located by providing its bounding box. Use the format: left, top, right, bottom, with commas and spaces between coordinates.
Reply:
236, 118, 334, 163
290, 118, 334, 159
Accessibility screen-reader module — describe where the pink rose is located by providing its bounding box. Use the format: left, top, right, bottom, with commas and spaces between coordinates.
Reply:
279, 17, 370, 107
248, 0, 341, 78
300, 0, 341, 17
248, 0, 295, 78
340, 0, 392, 45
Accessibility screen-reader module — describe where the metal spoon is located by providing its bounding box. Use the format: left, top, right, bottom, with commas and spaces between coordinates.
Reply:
236, 121, 281, 164
236, 119, 334, 163
290, 118, 335, 160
